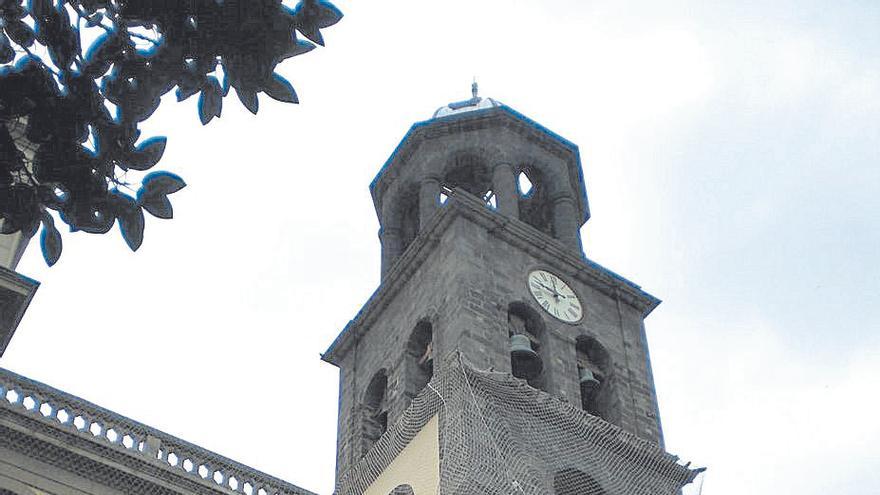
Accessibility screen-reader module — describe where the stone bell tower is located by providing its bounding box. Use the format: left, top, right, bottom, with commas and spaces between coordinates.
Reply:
323, 86, 675, 492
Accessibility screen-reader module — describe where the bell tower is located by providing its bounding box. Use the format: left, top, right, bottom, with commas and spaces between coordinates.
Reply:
323, 88, 675, 491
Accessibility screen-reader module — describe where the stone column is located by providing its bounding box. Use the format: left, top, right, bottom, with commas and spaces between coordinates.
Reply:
419, 175, 441, 229
380, 200, 402, 279
492, 163, 519, 219
553, 194, 583, 253
379, 226, 401, 279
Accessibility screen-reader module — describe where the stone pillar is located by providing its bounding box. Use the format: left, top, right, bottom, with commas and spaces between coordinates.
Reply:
492, 163, 519, 219
553, 194, 583, 253
380, 226, 402, 279
380, 200, 402, 279
419, 175, 441, 229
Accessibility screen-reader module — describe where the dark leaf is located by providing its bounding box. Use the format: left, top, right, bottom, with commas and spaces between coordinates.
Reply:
262, 73, 298, 104
85, 13, 105, 27
176, 63, 206, 102
127, 136, 167, 171
137, 172, 184, 219
39, 211, 62, 266
143, 172, 186, 194
39, 8, 78, 70
292, 0, 342, 45
281, 38, 316, 61
66, 204, 116, 234
0, 34, 13, 64
297, 24, 324, 47
6, 20, 35, 47
139, 192, 172, 219
198, 77, 222, 125
111, 190, 144, 251
176, 84, 201, 102
142, 171, 186, 196
84, 31, 122, 77
235, 86, 259, 114
312, 0, 344, 28
30, 0, 53, 19
37, 183, 68, 209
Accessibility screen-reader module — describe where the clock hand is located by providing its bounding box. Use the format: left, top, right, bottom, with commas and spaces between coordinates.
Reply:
535, 282, 562, 297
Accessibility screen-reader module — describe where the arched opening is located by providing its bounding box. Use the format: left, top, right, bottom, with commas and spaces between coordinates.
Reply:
442, 153, 493, 208
576, 336, 612, 420
405, 320, 433, 404
517, 170, 534, 196
517, 166, 554, 237
553, 468, 607, 495
362, 369, 389, 455
508, 302, 548, 391
388, 485, 415, 495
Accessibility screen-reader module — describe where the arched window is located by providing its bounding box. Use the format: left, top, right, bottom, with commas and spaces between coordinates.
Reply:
405, 320, 433, 404
442, 153, 494, 208
553, 468, 607, 495
508, 302, 548, 391
362, 369, 389, 455
388, 485, 415, 495
576, 336, 612, 420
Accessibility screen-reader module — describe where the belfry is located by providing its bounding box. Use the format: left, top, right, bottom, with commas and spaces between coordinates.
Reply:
322, 88, 701, 494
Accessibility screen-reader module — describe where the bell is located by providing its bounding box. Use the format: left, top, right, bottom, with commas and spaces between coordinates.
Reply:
579, 367, 601, 393
510, 334, 543, 380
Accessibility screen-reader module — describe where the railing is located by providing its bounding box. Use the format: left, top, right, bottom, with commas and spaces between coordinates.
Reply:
0, 367, 315, 495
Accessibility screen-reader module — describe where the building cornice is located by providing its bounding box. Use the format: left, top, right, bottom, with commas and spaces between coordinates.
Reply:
322, 189, 660, 366
0, 367, 316, 495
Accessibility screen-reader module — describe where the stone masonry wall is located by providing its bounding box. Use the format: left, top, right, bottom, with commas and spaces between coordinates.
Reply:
333, 208, 663, 480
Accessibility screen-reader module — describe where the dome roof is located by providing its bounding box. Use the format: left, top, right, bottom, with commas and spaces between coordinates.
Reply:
432, 82, 502, 118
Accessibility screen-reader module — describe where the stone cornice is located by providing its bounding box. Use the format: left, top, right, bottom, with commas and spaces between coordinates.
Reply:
0, 367, 316, 495
322, 189, 660, 366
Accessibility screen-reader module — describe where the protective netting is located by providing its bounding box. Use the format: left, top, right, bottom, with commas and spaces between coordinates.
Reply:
337, 352, 702, 495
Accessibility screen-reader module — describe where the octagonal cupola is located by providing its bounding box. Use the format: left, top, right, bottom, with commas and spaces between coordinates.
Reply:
372, 86, 591, 278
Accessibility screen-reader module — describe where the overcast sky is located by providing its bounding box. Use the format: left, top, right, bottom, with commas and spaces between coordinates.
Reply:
4, 1, 879, 494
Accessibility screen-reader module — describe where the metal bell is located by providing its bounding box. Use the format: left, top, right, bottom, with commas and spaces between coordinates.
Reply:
579, 367, 601, 393
510, 334, 543, 379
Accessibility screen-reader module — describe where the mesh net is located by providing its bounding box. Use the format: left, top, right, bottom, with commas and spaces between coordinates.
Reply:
337, 352, 702, 495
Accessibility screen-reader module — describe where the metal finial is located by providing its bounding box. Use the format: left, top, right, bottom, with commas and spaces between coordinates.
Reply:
472, 78, 478, 99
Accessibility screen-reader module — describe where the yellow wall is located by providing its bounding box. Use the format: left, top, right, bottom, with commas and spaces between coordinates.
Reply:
363, 415, 440, 495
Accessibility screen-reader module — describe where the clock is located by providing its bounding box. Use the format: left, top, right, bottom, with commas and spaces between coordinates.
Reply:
527, 270, 583, 323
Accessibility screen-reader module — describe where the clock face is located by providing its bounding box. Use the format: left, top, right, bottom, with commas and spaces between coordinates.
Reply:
528, 270, 583, 323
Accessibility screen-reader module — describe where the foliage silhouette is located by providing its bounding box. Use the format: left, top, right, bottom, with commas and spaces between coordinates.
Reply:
0, 0, 341, 265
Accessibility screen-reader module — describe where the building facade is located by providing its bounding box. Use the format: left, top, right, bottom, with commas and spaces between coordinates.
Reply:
0, 88, 700, 495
